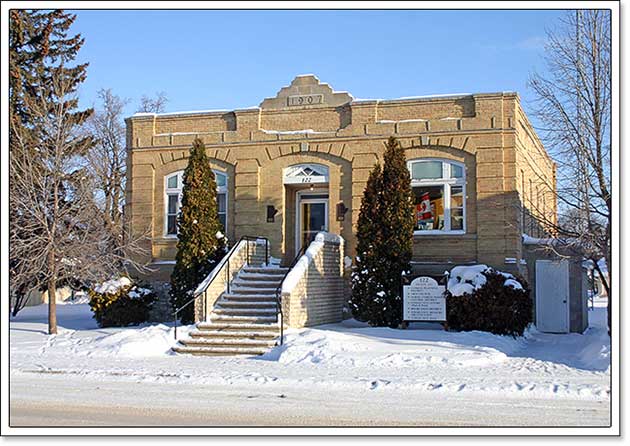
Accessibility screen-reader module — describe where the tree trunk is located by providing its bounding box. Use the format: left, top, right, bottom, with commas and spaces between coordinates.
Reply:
605, 253, 611, 336
48, 278, 57, 335
47, 249, 58, 335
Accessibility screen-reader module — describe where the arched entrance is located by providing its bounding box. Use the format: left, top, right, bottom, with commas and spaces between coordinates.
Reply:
283, 163, 330, 255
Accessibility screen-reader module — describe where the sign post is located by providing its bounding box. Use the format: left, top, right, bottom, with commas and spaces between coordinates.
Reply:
403, 276, 446, 322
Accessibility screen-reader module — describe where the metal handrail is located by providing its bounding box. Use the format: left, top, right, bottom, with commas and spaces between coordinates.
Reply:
274, 244, 308, 346
173, 235, 269, 340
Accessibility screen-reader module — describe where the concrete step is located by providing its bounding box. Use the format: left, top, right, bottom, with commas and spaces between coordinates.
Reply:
196, 321, 279, 331
172, 344, 269, 356
229, 287, 278, 295
222, 293, 277, 301
237, 272, 286, 281
232, 279, 282, 288
210, 314, 277, 323
218, 300, 277, 309
213, 307, 276, 317
179, 337, 277, 348
242, 267, 288, 275
189, 329, 278, 339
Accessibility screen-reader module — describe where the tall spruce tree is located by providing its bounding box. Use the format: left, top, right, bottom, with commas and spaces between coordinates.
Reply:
379, 136, 415, 327
350, 137, 414, 327
170, 138, 227, 324
349, 163, 385, 322
9, 10, 94, 332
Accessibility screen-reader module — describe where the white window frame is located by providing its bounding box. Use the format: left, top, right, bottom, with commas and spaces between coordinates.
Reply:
407, 158, 466, 235
164, 169, 228, 237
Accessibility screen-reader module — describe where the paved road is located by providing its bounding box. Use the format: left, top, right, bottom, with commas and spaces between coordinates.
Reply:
9, 373, 610, 428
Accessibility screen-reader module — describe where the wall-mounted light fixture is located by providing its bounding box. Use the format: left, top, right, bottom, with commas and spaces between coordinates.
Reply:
336, 202, 349, 221
266, 205, 278, 223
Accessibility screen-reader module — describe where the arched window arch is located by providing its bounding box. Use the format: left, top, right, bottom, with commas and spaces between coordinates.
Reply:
164, 169, 228, 236
407, 159, 466, 234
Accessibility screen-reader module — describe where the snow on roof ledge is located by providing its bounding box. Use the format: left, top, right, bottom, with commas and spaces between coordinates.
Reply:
130, 107, 260, 119
522, 234, 557, 245
394, 93, 471, 100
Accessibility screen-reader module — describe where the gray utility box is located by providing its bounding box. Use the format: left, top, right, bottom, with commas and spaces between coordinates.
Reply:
523, 245, 589, 334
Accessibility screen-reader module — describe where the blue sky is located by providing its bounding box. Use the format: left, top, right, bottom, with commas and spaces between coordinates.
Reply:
69, 9, 567, 118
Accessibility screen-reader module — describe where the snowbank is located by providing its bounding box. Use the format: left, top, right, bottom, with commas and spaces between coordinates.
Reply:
76, 324, 190, 358
9, 302, 610, 402
262, 322, 525, 369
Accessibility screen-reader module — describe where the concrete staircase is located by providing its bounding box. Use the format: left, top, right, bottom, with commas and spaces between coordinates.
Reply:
172, 265, 288, 356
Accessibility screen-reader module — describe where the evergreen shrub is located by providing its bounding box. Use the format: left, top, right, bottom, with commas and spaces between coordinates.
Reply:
89, 278, 156, 327
170, 138, 227, 324
350, 137, 415, 327
445, 269, 533, 336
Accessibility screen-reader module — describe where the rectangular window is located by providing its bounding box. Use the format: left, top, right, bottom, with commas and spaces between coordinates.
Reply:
217, 192, 226, 230
529, 179, 534, 235
451, 164, 464, 178
413, 185, 445, 231
520, 169, 525, 234
412, 161, 443, 180
167, 194, 179, 235
450, 185, 464, 230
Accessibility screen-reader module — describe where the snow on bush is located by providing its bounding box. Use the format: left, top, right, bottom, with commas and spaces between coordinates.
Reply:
93, 277, 132, 295
89, 278, 156, 328
448, 264, 523, 296
445, 265, 532, 336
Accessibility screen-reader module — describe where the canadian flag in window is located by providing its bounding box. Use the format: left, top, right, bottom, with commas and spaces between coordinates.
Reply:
416, 192, 433, 229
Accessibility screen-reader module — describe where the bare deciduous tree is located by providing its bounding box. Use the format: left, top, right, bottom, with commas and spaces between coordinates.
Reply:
528, 10, 611, 332
85, 89, 128, 246
137, 91, 168, 113
11, 75, 151, 332
9, 11, 152, 331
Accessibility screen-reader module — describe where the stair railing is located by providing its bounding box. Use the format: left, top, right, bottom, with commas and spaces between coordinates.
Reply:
274, 244, 308, 346
173, 236, 269, 340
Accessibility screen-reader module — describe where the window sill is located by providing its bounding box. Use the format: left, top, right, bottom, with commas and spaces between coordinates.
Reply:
413, 230, 466, 236
154, 236, 179, 244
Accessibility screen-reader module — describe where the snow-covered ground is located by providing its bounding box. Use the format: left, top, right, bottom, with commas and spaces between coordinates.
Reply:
9, 296, 610, 426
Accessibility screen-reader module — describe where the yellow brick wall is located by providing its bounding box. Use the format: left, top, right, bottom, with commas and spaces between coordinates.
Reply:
513, 100, 557, 244
125, 76, 555, 279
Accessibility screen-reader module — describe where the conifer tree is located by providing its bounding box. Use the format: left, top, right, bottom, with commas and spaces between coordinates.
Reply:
9, 10, 95, 332
349, 163, 384, 323
170, 138, 227, 324
379, 136, 415, 327
350, 137, 414, 327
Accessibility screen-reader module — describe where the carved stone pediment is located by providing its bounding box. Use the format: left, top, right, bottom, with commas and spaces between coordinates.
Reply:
259, 74, 353, 110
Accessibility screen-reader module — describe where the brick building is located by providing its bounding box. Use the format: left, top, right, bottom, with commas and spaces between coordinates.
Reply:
125, 74, 556, 284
